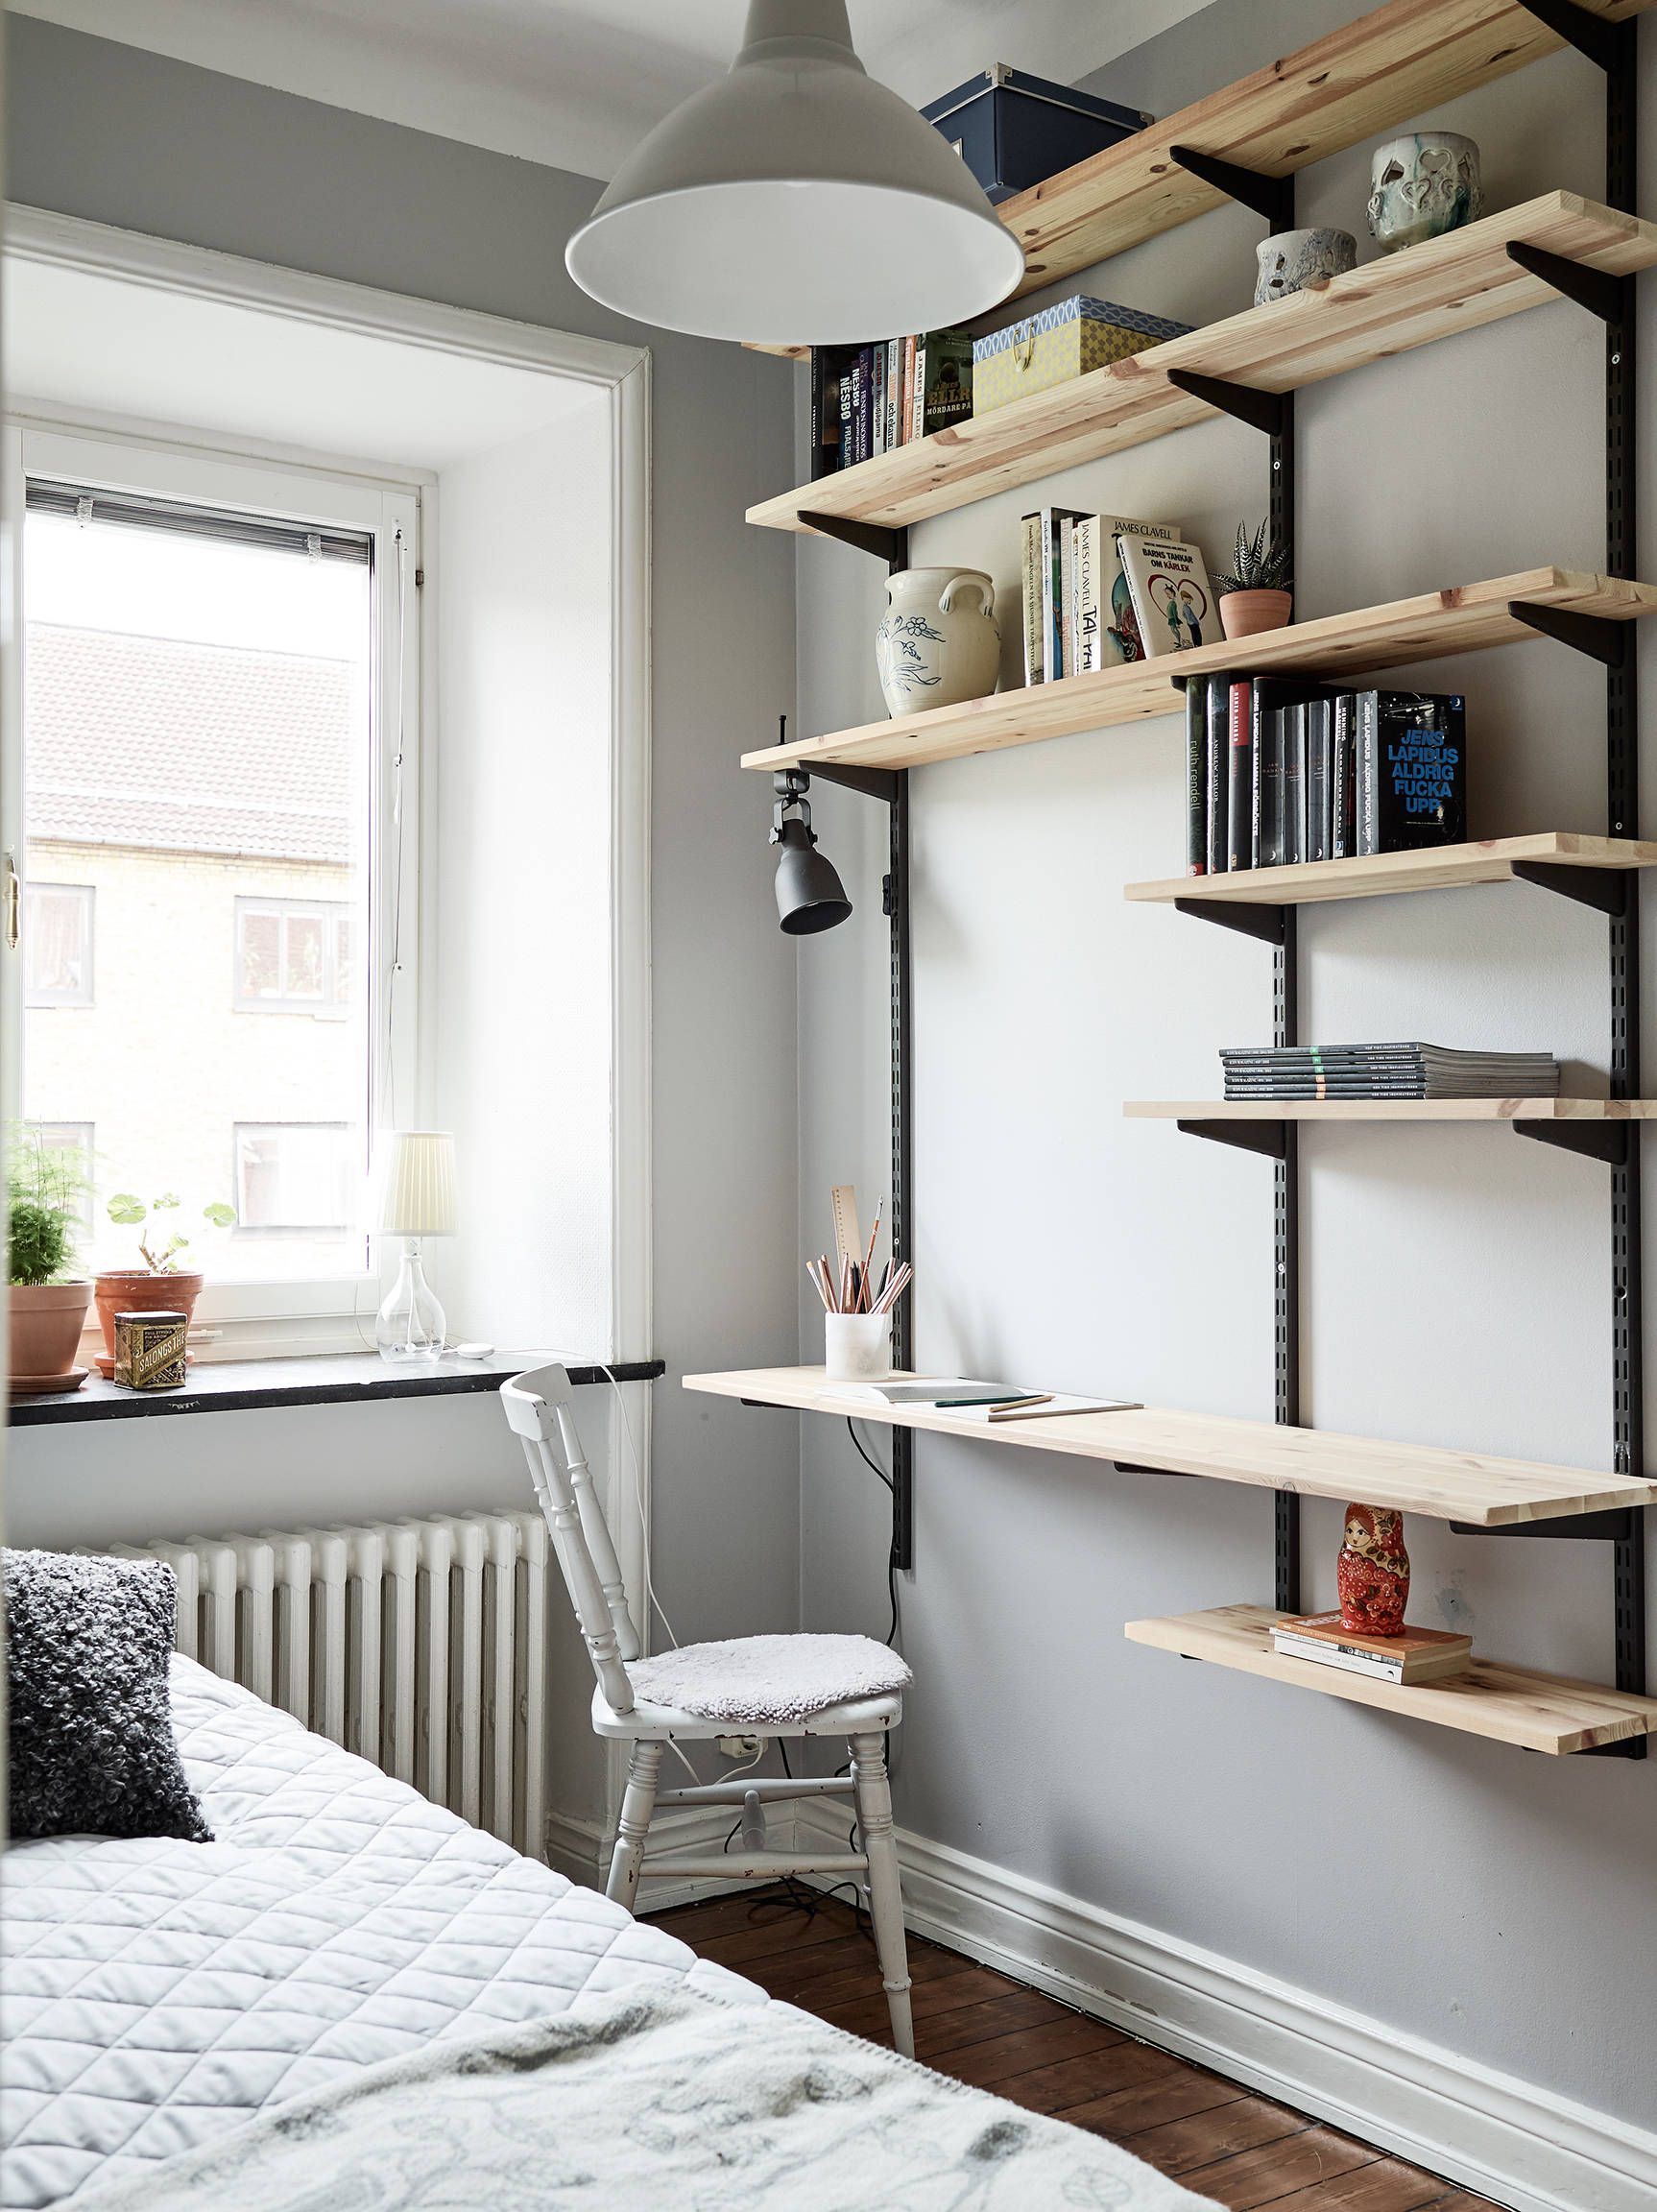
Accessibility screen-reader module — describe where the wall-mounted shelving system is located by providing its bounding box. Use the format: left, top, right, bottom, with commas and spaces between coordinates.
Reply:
726, 0, 1657, 1755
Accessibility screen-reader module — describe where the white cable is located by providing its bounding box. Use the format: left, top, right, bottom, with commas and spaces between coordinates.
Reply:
589, 1358, 680, 1651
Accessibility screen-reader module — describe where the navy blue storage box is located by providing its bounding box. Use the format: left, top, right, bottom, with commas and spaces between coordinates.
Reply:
921, 65, 1151, 205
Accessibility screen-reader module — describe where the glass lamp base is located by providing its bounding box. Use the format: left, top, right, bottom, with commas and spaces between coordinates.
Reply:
375, 1239, 447, 1363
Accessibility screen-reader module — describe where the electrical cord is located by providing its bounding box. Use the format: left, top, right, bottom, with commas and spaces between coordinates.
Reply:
846, 1419, 901, 1648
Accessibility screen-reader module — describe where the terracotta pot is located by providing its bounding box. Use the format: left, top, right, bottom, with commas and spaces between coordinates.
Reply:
94, 1269, 204, 1363
9, 1280, 94, 1383
1219, 589, 1293, 640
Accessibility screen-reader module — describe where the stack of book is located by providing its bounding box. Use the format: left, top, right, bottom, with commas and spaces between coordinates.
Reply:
1221, 1043, 1562, 1101
1272, 1612, 1473, 1685
809, 333, 973, 475
1184, 681, 1466, 878
1021, 511, 1219, 685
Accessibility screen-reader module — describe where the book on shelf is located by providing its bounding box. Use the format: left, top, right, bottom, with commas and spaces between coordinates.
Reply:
1204, 676, 1229, 877
1032, 506, 1090, 683
1077, 515, 1175, 672
1307, 697, 1333, 866
808, 331, 972, 473
1357, 690, 1467, 854
912, 329, 974, 439
1226, 679, 1252, 874
1271, 1612, 1473, 1685
1219, 1043, 1562, 1100
1185, 680, 1207, 877
1021, 515, 1045, 686
1117, 530, 1220, 658
1331, 691, 1357, 859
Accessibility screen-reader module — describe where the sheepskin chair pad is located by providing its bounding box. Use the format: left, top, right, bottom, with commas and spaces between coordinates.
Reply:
626, 1634, 911, 1723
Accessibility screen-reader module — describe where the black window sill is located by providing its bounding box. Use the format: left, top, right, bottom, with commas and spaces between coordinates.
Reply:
8, 1352, 665, 1428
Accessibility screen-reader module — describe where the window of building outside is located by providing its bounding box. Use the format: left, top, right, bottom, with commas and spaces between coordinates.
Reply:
18, 458, 406, 1317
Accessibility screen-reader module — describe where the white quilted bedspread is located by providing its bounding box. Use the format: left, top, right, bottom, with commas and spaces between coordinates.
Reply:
1, 1656, 758, 2210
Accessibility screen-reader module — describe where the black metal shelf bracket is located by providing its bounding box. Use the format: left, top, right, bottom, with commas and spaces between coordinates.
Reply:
1173, 896, 1287, 945
1167, 145, 1290, 225
1165, 368, 1287, 439
1177, 1118, 1287, 1160
808, 760, 902, 803
1516, 1119, 1632, 1167
1515, 0, 1622, 70
1451, 1508, 1637, 1541
1509, 859, 1628, 914
1507, 599, 1627, 666
1505, 240, 1628, 323
798, 510, 910, 570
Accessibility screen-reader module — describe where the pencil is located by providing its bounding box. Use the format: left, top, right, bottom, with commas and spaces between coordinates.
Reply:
805, 1259, 831, 1312
860, 1201, 883, 1310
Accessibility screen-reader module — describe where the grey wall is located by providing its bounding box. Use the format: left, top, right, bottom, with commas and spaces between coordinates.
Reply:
796, 0, 1657, 2129
1, 17, 803, 1661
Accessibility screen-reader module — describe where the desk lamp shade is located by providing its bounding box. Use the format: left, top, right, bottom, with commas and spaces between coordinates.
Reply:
368, 1131, 456, 1361
564, 0, 1024, 347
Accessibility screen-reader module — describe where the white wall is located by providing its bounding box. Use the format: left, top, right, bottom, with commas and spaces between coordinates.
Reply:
797, 0, 1657, 2142
434, 397, 615, 1354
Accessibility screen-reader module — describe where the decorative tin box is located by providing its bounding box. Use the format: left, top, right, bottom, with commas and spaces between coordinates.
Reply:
922, 65, 1151, 204
973, 296, 1193, 414
113, 1309, 188, 1391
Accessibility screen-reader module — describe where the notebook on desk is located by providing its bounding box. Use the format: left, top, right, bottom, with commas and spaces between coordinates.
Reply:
838, 1379, 1140, 1423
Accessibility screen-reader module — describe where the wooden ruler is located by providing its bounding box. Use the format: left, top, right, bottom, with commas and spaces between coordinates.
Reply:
830, 1184, 861, 1275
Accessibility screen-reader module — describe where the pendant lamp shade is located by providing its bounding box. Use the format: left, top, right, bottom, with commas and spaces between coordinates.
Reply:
565, 0, 1024, 346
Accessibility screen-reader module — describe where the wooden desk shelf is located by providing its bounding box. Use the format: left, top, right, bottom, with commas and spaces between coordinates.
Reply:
745, 571, 1657, 777
1125, 1603, 1657, 1755
1126, 1097, 1657, 1124
749, 196, 1657, 536
1126, 834, 1657, 910
682, 1369, 1657, 1527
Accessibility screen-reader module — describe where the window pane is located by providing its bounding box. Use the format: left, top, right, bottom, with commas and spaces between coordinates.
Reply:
23, 499, 374, 1284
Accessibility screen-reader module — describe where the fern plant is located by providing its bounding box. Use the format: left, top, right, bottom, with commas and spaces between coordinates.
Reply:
1213, 519, 1292, 596
7, 1127, 85, 1287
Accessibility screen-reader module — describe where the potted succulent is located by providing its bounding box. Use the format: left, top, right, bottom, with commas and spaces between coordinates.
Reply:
93, 1188, 236, 1373
8, 1130, 94, 1390
1215, 519, 1293, 640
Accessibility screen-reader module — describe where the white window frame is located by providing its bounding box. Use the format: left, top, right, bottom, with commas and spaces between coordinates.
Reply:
6, 420, 422, 1354
22, 878, 94, 1006
233, 897, 351, 1017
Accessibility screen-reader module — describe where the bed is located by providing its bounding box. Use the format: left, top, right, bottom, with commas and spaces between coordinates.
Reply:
3, 1654, 1214, 2212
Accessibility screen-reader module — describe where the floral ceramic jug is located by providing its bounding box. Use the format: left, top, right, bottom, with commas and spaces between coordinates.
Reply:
876, 567, 999, 719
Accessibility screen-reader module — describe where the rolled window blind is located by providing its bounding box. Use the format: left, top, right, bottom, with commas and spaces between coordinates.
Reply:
25, 478, 372, 565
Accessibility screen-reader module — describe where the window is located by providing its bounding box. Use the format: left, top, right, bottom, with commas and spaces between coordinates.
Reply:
24, 1121, 96, 1234
23, 882, 93, 1006
233, 1123, 355, 1234
235, 900, 351, 1014
14, 428, 420, 1327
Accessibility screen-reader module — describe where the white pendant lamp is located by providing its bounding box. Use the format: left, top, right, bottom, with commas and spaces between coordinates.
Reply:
564, 0, 1025, 347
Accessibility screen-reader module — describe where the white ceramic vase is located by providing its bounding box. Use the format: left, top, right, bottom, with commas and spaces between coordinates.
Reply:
1366, 132, 1481, 253
876, 567, 999, 718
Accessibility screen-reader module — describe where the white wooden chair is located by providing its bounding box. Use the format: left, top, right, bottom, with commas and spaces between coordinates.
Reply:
501, 1362, 914, 2056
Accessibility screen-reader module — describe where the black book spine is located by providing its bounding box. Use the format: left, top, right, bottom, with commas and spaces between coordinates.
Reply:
1357, 690, 1379, 854
1185, 680, 1207, 877
838, 372, 853, 470
1205, 677, 1229, 876
1227, 680, 1253, 873
809, 347, 824, 480
1282, 704, 1306, 866
1307, 700, 1332, 866
1331, 692, 1354, 859
1249, 683, 1268, 868
1375, 692, 1467, 850
1260, 707, 1284, 867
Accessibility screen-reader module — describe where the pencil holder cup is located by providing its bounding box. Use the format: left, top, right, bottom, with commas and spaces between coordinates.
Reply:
825, 1312, 893, 1382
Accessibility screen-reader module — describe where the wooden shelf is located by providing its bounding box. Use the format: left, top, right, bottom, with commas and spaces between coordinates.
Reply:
749, 195, 1657, 536
1126, 833, 1657, 908
1125, 1097, 1657, 1123
750, 0, 1654, 356
745, 570, 1657, 775
1125, 1603, 1657, 1755
682, 1369, 1657, 1527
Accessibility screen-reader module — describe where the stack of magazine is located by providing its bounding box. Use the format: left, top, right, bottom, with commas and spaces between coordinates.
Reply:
1221, 1043, 1562, 1101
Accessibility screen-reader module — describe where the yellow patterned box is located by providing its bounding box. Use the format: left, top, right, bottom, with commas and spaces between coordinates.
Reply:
973, 295, 1193, 414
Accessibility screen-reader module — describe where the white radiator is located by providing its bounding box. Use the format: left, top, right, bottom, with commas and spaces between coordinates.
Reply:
118, 1510, 552, 1858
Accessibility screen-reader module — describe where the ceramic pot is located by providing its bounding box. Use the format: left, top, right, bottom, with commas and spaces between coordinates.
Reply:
94, 1269, 204, 1372
1337, 1503, 1411, 1637
1254, 227, 1357, 306
876, 567, 999, 718
1219, 589, 1293, 640
8, 1280, 93, 1385
1366, 132, 1481, 253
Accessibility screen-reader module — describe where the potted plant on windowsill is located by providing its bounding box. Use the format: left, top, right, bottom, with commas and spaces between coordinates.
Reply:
92, 1189, 236, 1376
1215, 519, 1293, 640
8, 1130, 94, 1394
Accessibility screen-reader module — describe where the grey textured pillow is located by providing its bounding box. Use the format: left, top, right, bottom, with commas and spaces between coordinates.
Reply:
4, 1548, 211, 1842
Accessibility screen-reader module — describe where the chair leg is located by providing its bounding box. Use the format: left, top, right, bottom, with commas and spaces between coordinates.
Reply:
606, 1741, 662, 1911
849, 1729, 914, 2059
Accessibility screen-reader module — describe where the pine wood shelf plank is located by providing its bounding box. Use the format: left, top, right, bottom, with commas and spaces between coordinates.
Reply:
742, 571, 1657, 775
682, 1369, 1657, 1527
1126, 834, 1657, 908
1125, 1097, 1657, 1123
1124, 1603, 1657, 1754
749, 195, 1657, 536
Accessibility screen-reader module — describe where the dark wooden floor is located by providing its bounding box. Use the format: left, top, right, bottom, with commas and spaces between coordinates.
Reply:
653, 1889, 1501, 2212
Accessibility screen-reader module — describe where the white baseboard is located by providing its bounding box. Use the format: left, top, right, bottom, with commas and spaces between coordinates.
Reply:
797, 1807, 1656, 2212
543, 1800, 802, 1914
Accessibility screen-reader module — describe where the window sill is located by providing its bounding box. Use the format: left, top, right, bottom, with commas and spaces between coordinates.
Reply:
8, 1352, 665, 1428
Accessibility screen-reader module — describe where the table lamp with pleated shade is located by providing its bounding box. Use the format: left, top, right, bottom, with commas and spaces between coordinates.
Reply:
367, 1130, 457, 1362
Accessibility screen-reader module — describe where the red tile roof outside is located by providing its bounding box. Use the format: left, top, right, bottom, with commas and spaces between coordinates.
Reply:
26, 623, 359, 864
